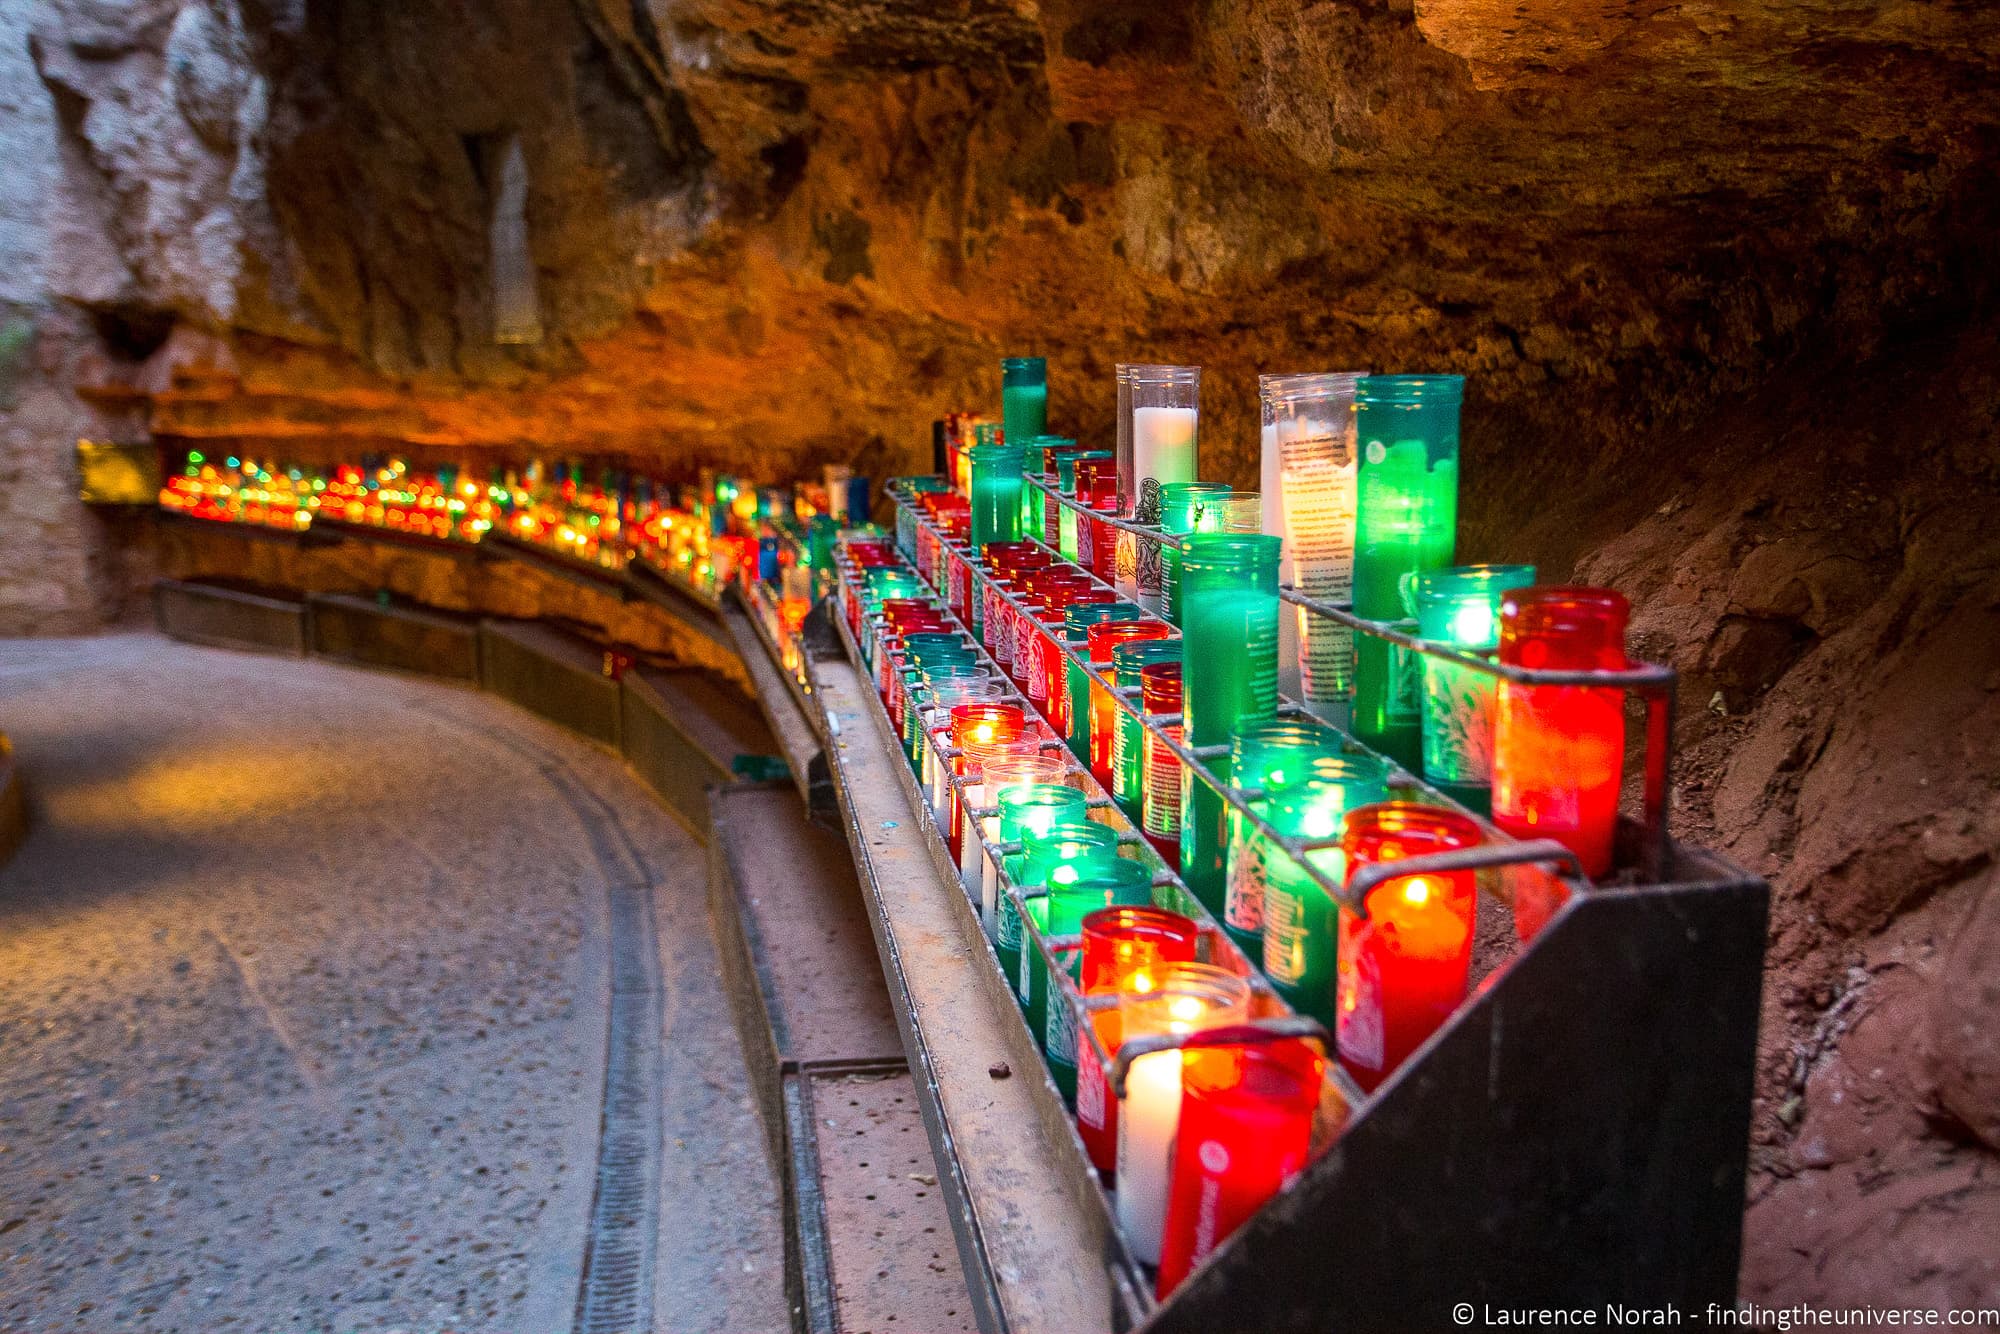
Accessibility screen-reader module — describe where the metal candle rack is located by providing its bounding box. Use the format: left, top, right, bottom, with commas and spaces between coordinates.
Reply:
839, 475, 1769, 1333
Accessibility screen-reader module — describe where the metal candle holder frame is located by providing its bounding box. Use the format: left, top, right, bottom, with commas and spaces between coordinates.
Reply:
855, 475, 1768, 1332
1021, 471, 1686, 877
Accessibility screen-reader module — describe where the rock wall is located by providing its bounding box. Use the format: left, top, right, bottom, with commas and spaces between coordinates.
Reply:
5, 0, 1999, 1306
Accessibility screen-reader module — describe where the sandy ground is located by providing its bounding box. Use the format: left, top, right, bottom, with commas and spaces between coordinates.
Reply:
0, 633, 786, 1334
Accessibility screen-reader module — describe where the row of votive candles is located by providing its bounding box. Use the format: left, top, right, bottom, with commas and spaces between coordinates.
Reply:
834, 525, 1539, 1297
940, 358, 1636, 881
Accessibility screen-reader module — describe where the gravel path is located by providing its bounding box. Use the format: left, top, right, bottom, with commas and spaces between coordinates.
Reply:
0, 633, 785, 1334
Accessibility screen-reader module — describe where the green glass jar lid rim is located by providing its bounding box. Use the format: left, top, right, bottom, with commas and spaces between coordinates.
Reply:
1356, 373, 1465, 403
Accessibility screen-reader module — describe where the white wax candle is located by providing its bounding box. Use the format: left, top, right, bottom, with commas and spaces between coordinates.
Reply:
959, 781, 985, 896
1132, 406, 1198, 494
1115, 1048, 1182, 1264
978, 810, 1002, 933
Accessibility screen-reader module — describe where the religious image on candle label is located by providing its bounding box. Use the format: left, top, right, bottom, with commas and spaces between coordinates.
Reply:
1077, 1042, 1106, 1129
1224, 841, 1268, 934
1046, 985, 1079, 1068
1280, 423, 1359, 704
1423, 658, 1496, 782
1134, 478, 1166, 612
1338, 945, 1386, 1072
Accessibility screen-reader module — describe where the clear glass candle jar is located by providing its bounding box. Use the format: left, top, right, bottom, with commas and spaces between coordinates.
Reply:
1351, 374, 1463, 769
965, 745, 1070, 926
1491, 585, 1629, 878
1258, 755, 1392, 1028
1219, 718, 1349, 958
944, 699, 1024, 848
1336, 801, 1483, 1090
1139, 661, 1186, 868
1177, 533, 1282, 915
1402, 563, 1536, 807
1115, 963, 1251, 1264
1075, 905, 1200, 1174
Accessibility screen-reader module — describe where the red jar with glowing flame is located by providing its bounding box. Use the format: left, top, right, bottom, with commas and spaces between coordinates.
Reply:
1085, 620, 1171, 789
1336, 802, 1484, 1091
1073, 906, 1199, 1174
948, 702, 1025, 859
1155, 1039, 1324, 1296
1491, 585, 1629, 879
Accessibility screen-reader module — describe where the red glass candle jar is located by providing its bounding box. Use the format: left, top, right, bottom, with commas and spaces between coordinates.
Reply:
1491, 585, 1629, 879
1336, 802, 1484, 1091
1140, 661, 1186, 869
1075, 457, 1121, 582
1086, 620, 1171, 789
1156, 1039, 1324, 1296
1074, 906, 1199, 1174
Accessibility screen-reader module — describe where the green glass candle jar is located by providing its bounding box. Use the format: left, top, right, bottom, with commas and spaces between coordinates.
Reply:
1258, 755, 1392, 1027
1177, 533, 1282, 915
1403, 563, 1535, 810
1023, 434, 1074, 542
1001, 357, 1049, 454
968, 440, 1026, 550
1158, 482, 1233, 628
993, 781, 1089, 944
1218, 718, 1349, 959
1029, 856, 1155, 1102
1352, 374, 1463, 769
1003, 818, 1120, 1001
1111, 638, 1182, 822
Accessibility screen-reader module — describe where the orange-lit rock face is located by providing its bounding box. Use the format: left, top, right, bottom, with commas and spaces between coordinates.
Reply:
10, 0, 2000, 1308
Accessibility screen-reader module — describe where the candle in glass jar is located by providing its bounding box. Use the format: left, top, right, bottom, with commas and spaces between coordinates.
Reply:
948, 701, 1025, 858
1258, 756, 1392, 1028
968, 441, 1026, 550
1177, 533, 1282, 916
1139, 661, 1186, 869
1086, 620, 1171, 788
1002, 357, 1048, 442
1008, 820, 1123, 1006
1056, 449, 1112, 562
1158, 482, 1232, 628
969, 748, 1070, 928
1030, 857, 1155, 1101
1115, 964, 1250, 1264
1063, 602, 1141, 761
1336, 801, 1483, 1090
1401, 563, 1535, 811
1491, 585, 1629, 880
1219, 719, 1348, 960
1112, 639, 1181, 823
1155, 1039, 1323, 1296
1075, 906, 1199, 1174
1351, 375, 1463, 770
